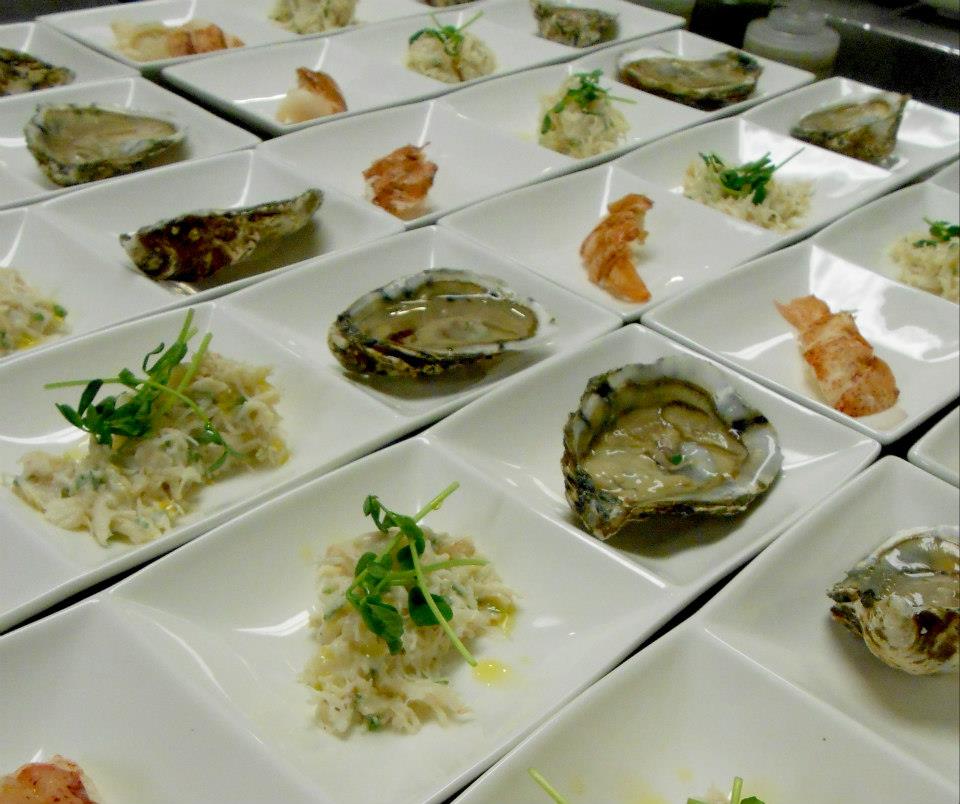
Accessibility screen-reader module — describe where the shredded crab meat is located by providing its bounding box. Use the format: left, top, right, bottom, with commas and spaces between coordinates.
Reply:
0, 267, 67, 356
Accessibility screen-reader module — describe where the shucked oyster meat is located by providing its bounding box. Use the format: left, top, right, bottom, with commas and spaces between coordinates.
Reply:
531, 1, 619, 48
619, 50, 762, 110
791, 92, 909, 164
328, 268, 552, 376
120, 189, 322, 282
562, 356, 781, 540
0, 47, 74, 96
25, 104, 185, 187
828, 525, 959, 675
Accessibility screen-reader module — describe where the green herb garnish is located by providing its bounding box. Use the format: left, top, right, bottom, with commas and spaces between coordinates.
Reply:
528, 768, 570, 804
541, 69, 635, 134
688, 776, 765, 804
409, 11, 482, 58
53, 304, 67, 318
913, 217, 959, 247
343, 482, 489, 664
669, 453, 683, 465
700, 150, 801, 205
45, 310, 241, 474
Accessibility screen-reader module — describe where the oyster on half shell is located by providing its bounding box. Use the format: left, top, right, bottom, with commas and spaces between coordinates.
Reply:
562, 356, 781, 540
619, 50, 762, 110
790, 92, 909, 164
531, 1, 619, 48
0, 48, 74, 96
25, 104, 185, 187
828, 525, 959, 675
120, 188, 322, 282
328, 268, 553, 376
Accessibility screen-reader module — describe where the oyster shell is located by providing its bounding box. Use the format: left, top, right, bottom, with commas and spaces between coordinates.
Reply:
328, 268, 552, 376
828, 525, 959, 675
790, 92, 909, 164
120, 188, 322, 282
531, 1, 619, 48
25, 104, 185, 187
619, 50, 762, 110
562, 356, 782, 539
0, 48, 74, 96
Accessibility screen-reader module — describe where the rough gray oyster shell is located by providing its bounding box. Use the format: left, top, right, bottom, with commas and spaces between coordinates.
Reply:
790, 92, 909, 164
25, 104, 185, 187
562, 356, 782, 540
328, 268, 553, 376
531, 1, 618, 48
0, 47, 74, 96
120, 188, 322, 282
828, 525, 959, 675
619, 50, 762, 110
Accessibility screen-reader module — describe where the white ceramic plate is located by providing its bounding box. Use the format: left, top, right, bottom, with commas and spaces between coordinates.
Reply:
704, 456, 960, 786
614, 117, 896, 249
440, 162, 779, 321
644, 241, 960, 444
929, 159, 959, 193
574, 28, 814, 121
222, 225, 619, 420
0, 76, 259, 211
0, 22, 137, 101
909, 407, 960, 487
0, 301, 419, 632
429, 324, 879, 589
161, 34, 440, 137
78, 435, 680, 803
452, 626, 957, 803
812, 182, 960, 300
258, 100, 566, 229
36, 149, 402, 303
744, 76, 960, 186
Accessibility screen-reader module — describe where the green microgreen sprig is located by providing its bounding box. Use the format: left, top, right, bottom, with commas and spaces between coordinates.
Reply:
913, 217, 959, 247
528, 768, 570, 804
343, 482, 489, 665
409, 11, 482, 58
541, 69, 635, 134
688, 776, 765, 804
700, 149, 802, 205
45, 309, 241, 474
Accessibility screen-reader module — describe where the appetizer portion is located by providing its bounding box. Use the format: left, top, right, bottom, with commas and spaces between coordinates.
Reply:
120, 188, 323, 282
303, 484, 517, 735
828, 526, 959, 675
529, 770, 768, 804
25, 104, 185, 187
579, 192, 653, 302
889, 217, 959, 303
0, 755, 101, 804
562, 356, 781, 540
530, 1, 619, 49
539, 70, 631, 159
683, 150, 810, 232
111, 19, 244, 62
362, 144, 437, 220
270, 0, 357, 34
791, 92, 908, 164
0, 268, 68, 356
12, 310, 287, 545
776, 295, 899, 417
0, 47, 74, 96
619, 50, 762, 110
276, 67, 347, 125
405, 13, 496, 84
328, 268, 550, 376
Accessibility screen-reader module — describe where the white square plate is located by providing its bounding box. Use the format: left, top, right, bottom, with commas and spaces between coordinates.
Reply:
614, 117, 896, 249
929, 159, 958, 193
575, 28, 814, 121
703, 457, 960, 785
440, 163, 779, 321
0, 301, 415, 632
36, 149, 402, 303
452, 626, 956, 803
100, 436, 673, 803
258, 100, 566, 228
429, 324, 879, 589
744, 76, 960, 185
222, 225, 620, 421
909, 407, 959, 487
0, 76, 259, 211
643, 241, 960, 444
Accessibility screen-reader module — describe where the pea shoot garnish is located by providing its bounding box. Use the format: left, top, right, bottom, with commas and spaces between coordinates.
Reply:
688, 776, 765, 804
344, 482, 489, 664
700, 150, 802, 205
528, 768, 570, 803
45, 309, 241, 474
409, 11, 483, 58
541, 69, 635, 134
913, 217, 959, 247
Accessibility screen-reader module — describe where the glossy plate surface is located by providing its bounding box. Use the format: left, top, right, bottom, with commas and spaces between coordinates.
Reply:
909, 407, 960, 487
